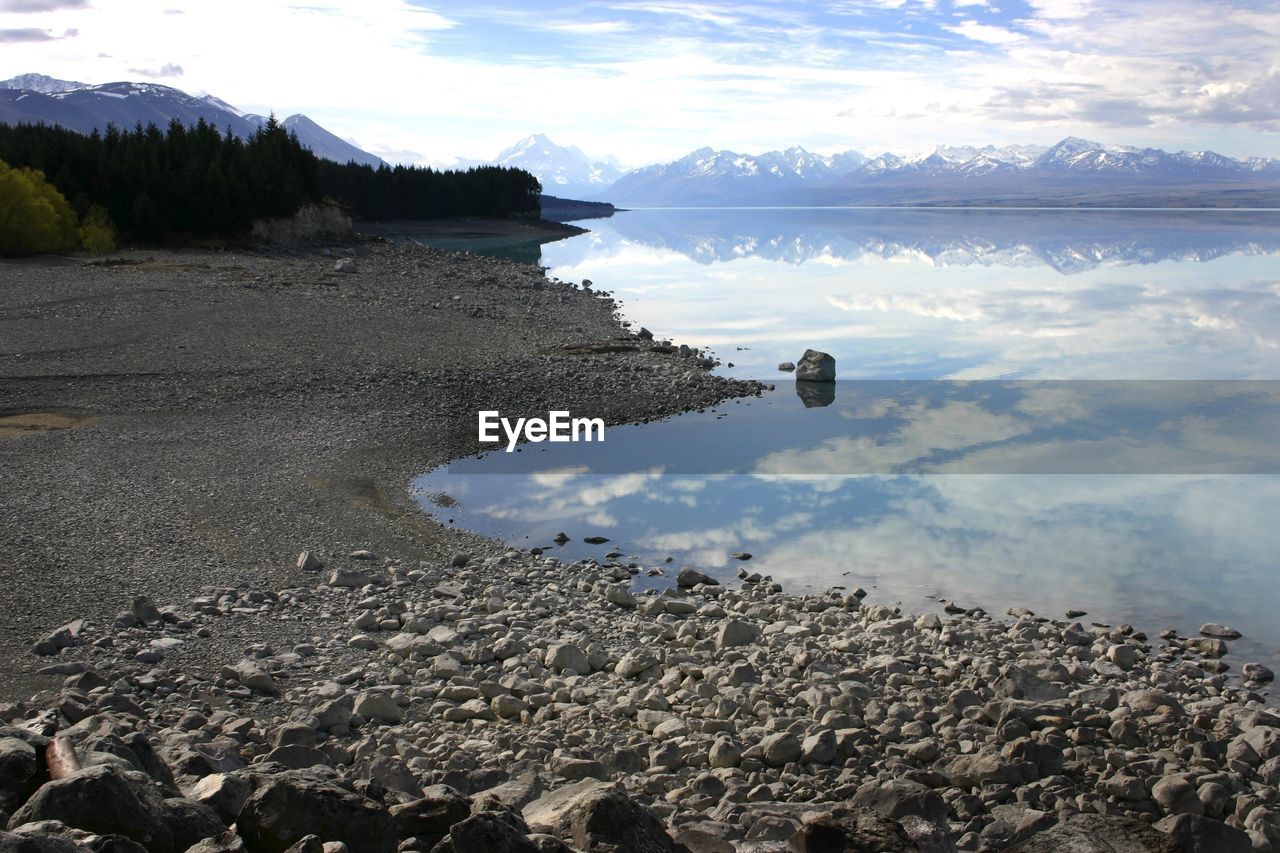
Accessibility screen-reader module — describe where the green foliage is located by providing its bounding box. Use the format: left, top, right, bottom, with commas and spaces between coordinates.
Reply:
79, 204, 116, 255
0, 121, 543, 244
0, 158, 80, 255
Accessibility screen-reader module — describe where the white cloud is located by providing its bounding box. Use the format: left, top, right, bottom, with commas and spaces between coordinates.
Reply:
1, 0, 1278, 162
944, 20, 1023, 45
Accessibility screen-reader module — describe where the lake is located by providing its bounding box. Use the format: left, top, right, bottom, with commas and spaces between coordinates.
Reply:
414, 207, 1280, 681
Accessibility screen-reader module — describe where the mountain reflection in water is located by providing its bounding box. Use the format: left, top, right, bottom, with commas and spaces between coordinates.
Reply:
591, 207, 1280, 272
541, 208, 1280, 380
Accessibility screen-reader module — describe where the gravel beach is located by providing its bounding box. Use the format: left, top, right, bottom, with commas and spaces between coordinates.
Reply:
0, 237, 757, 699
2, 236, 1279, 852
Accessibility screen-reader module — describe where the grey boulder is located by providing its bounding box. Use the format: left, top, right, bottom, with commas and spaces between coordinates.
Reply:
1008, 813, 1179, 852
794, 349, 835, 382
788, 806, 916, 852
523, 781, 683, 853
851, 778, 948, 829
1154, 814, 1251, 853
236, 771, 396, 853
6, 765, 223, 853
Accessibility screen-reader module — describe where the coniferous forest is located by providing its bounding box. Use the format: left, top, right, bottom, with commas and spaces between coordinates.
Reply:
0, 118, 542, 248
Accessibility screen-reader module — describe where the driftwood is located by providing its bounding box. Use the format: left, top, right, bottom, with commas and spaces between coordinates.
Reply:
46, 736, 81, 780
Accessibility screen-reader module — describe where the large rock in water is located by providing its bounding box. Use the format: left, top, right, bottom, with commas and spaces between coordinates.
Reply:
523, 781, 684, 853
236, 771, 396, 853
676, 567, 718, 588
6, 765, 224, 853
794, 349, 835, 382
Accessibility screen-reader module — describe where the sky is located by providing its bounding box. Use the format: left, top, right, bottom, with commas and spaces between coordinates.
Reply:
2, 0, 1280, 167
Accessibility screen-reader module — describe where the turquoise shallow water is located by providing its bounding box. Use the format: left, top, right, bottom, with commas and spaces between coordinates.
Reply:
417, 209, 1280, 686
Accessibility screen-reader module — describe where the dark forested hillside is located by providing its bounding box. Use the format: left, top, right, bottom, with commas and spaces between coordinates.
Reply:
317, 160, 542, 221
0, 120, 541, 244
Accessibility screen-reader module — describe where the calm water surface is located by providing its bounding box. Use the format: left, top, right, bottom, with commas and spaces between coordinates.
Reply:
417, 208, 1280, 681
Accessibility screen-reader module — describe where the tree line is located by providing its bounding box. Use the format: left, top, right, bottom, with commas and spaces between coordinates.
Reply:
0, 119, 541, 250
317, 160, 543, 221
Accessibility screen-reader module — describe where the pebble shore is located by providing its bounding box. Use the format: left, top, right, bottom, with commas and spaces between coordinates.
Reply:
6, 538, 1280, 852
2, 238, 1279, 852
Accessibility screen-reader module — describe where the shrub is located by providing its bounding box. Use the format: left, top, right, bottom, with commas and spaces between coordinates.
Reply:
79, 204, 117, 255
0, 159, 80, 255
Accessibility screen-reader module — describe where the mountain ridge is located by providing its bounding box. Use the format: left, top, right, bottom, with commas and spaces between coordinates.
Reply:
466, 132, 1280, 206
587, 138, 1280, 206
0, 73, 385, 169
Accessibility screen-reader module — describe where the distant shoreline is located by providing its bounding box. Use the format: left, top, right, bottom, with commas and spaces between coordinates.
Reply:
354, 216, 587, 242
591, 201, 1280, 211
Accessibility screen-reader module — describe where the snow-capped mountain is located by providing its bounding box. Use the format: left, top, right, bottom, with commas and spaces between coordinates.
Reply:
596, 137, 1280, 206
488, 134, 626, 199
198, 93, 243, 115
1031, 137, 1180, 173
0, 73, 86, 94
0, 73, 384, 168
603, 145, 868, 205
860, 152, 905, 175
933, 144, 1047, 167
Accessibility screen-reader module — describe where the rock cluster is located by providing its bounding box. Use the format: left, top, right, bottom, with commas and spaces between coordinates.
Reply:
6, 542, 1279, 852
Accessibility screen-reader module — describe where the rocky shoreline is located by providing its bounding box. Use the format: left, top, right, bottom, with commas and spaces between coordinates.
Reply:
2, 238, 1279, 852
5, 542, 1280, 852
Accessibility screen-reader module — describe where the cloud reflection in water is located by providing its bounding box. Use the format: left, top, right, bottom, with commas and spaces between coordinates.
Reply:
416, 381, 1280, 670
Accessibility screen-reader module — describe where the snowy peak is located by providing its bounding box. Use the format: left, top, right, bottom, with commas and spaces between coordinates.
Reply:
1030, 137, 1181, 173
602, 144, 876, 205
1176, 150, 1245, 172
491, 133, 627, 198
933, 143, 1047, 167
600, 136, 1280, 206
0, 73, 86, 94
862, 152, 904, 174
657, 145, 864, 182
52, 81, 213, 112
1042, 136, 1106, 157
199, 93, 242, 115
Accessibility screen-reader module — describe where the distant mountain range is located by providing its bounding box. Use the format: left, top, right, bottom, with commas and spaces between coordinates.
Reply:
0, 73, 384, 168
5, 71, 1277, 207
465, 134, 1280, 208
594, 137, 1280, 207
